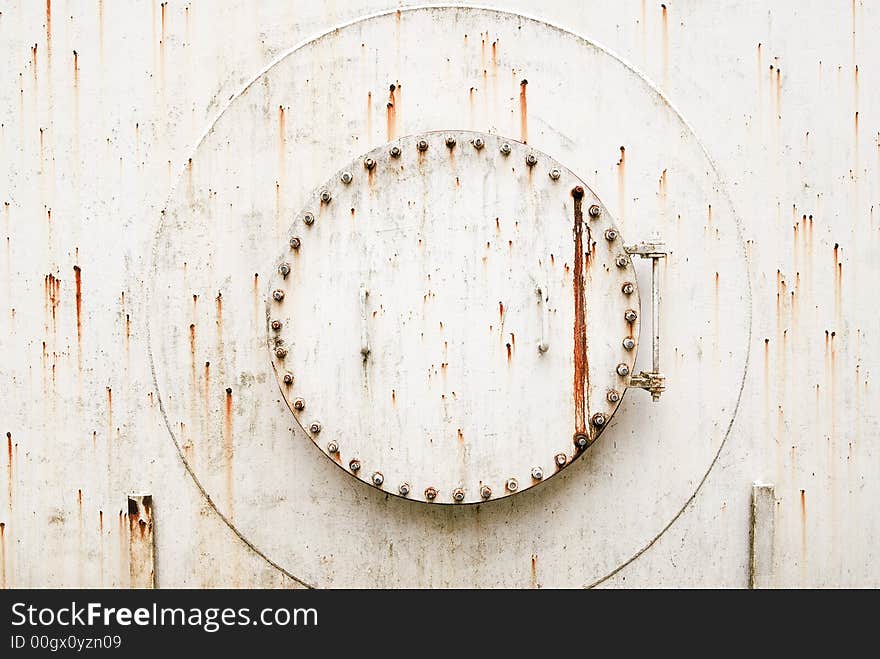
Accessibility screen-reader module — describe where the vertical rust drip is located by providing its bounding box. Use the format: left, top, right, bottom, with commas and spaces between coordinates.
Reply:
128, 495, 155, 588
572, 187, 589, 438
73, 265, 82, 356
519, 79, 528, 143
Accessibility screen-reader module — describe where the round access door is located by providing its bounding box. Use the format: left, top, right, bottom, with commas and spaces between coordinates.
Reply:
268, 130, 640, 504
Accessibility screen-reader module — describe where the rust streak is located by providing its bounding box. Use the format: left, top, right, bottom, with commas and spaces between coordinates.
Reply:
73, 265, 82, 353
519, 79, 528, 143
224, 388, 234, 519
572, 187, 589, 437
6, 432, 12, 510
386, 83, 397, 141
0, 522, 5, 589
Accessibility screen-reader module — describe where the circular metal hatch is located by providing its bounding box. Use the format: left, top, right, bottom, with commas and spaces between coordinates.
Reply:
268, 130, 640, 504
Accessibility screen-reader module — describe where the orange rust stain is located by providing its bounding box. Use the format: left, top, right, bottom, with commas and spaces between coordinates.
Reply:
519, 79, 528, 143
506, 342, 512, 362
661, 4, 669, 86
386, 83, 397, 141
530, 554, 538, 589
0, 522, 5, 589
73, 265, 82, 350
45, 1, 52, 62
160, 1, 166, 42
6, 432, 12, 510
391, 389, 396, 404
572, 186, 589, 437
617, 146, 626, 224
31, 43, 38, 81
457, 428, 464, 444
72, 50, 78, 88
224, 387, 234, 517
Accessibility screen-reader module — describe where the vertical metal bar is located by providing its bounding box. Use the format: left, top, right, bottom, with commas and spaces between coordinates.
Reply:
749, 483, 776, 589
651, 256, 661, 401
128, 495, 155, 589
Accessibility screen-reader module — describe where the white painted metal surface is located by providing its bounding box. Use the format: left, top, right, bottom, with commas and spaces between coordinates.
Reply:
0, 1, 877, 588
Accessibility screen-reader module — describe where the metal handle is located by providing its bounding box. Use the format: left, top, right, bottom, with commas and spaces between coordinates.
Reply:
625, 238, 667, 401
536, 285, 550, 353
359, 285, 371, 361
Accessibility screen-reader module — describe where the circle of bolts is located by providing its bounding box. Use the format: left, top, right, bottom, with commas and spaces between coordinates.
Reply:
399, 482, 411, 496
327, 441, 339, 454
616, 363, 631, 377
424, 487, 438, 500
622, 281, 634, 295
340, 171, 353, 184
293, 397, 305, 411
309, 421, 322, 434
271, 319, 282, 331
349, 459, 361, 472
274, 345, 287, 358
624, 309, 638, 322
480, 485, 492, 500
525, 153, 538, 167
282, 372, 294, 385
452, 488, 465, 502
320, 189, 332, 203
588, 204, 602, 218
574, 433, 589, 449
607, 389, 621, 403
499, 142, 511, 155
417, 139, 429, 152
390, 146, 402, 158
445, 135, 457, 148
278, 262, 291, 277
289, 236, 301, 250
592, 413, 607, 428
363, 157, 376, 170
371, 472, 384, 486
554, 453, 567, 467
531, 466, 544, 480
604, 228, 618, 242
473, 137, 485, 150
303, 212, 315, 226
505, 478, 519, 492
615, 254, 629, 268
549, 168, 561, 180
272, 289, 285, 301
623, 337, 636, 350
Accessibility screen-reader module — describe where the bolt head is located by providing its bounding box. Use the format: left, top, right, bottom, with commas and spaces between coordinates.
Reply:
549, 168, 561, 180
390, 145, 402, 158
309, 421, 322, 434
399, 482, 411, 496
473, 137, 485, 150
274, 345, 287, 358
293, 397, 305, 411
499, 142, 511, 155
525, 153, 538, 167
349, 459, 361, 472
616, 363, 631, 377
623, 337, 636, 350
271, 319, 282, 331
327, 441, 339, 453
622, 282, 634, 295
505, 478, 519, 492
282, 372, 294, 385
574, 433, 589, 449
480, 485, 492, 500
531, 466, 544, 480
416, 139, 429, 152
452, 488, 465, 502
445, 135, 457, 148
615, 254, 629, 268
319, 189, 332, 203
303, 212, 315, 226
424, 487, 438, 500
624, 309, 638, 322
606, 389, 621, 403
591, 413, 607, 427
289, 236, 302, 250
588, 204, 602, 218
340, 171, 353, 184
371, 471, 384, 486
363, 157, 376, 170
604, 228, 618, 242
554, 453, 567, 467
272, 289, 285, 301
278, 262, 291, 277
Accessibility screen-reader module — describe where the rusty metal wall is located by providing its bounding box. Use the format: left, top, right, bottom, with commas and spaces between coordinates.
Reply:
0, 0, 877, 588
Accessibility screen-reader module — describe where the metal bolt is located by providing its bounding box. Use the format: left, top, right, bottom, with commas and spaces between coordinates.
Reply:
505, 478, 519, 492
554, 453, 567, 467
371, 472, 384, 486
616, 363, 631, 377
445, 135, 457, 148
480, 485, 492, 500
606, 389, 621, 403
319, 189, 332, 203
549, 168, 561, 180
399, 482, 411, 496
574, 433, 589, 450
531, 466, 544, 480
591, 412, 607, 428
309, 421, 322, 434
303, 212, 315, 226
289, 236, 302, 250
572, 186, 585, 199
272, 289, 285, 301
282, 372, 294, 385
349, 458, 361, 472
424, 487, 438, 501
604, 228, 618, 242
588, 204, 602, 218
278, 262, 291, 277
416, 139, 429, 152
499, 142, 511, 155
340, 171, 353, 184
271, 319, 282, 331
293, 397, 305, 411
622, 281, 634, 295
327, 440, 339, 453
615, 254, 629, 268
525, 153, 538, 167
390, 145, 402, 158
363, 157, 376, 170
624, 309, 638, 322
623, 337, 636, 350
452, 488, 465, 502
274, 345, 287, 359
473, 137, 485, 150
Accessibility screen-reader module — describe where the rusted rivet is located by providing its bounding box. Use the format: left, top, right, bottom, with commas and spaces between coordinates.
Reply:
416, 139, 429, 152
274, 345, 288, 359
480, 485, 492, 500
622, 337, 636, 350
499, 142, 511, 155
525, 153, 538, 167
616, 363, 631, 377
606, 389, 621, 403
549, 168, 561, 180
363, 157, 376, 170
371, 471, 384, 486
531, 466, 544, 480
554, 453, 567, 467
445, 135, 457, 148
505, 478, 519, 492
271, 319, 282, 331
621, 281, 634, 295
591, 412, 607, 428
574, 433, 589, 450
604, 228, 618, 242
309, 421, 322, 434
272, 289, 285, 302
572, 186, 584, 199
389, 145, 402, 158
624, 309, 638, 322
399, 482, 411, 496
303, 212, 315, 226
278, 262, 291, 277
349, 458, 361, 473
615, 254, 629, 268
340, 171, 353, 184
588, 204, 602, 218
319, 189, 332, 203
327, 440, 339, 453
452, 487, 465, 502
424, 487, 438, 500
473, 137, 485, 150
282, 372, 294, 385
289, 236, 302, 250
293, 397, 305, 411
